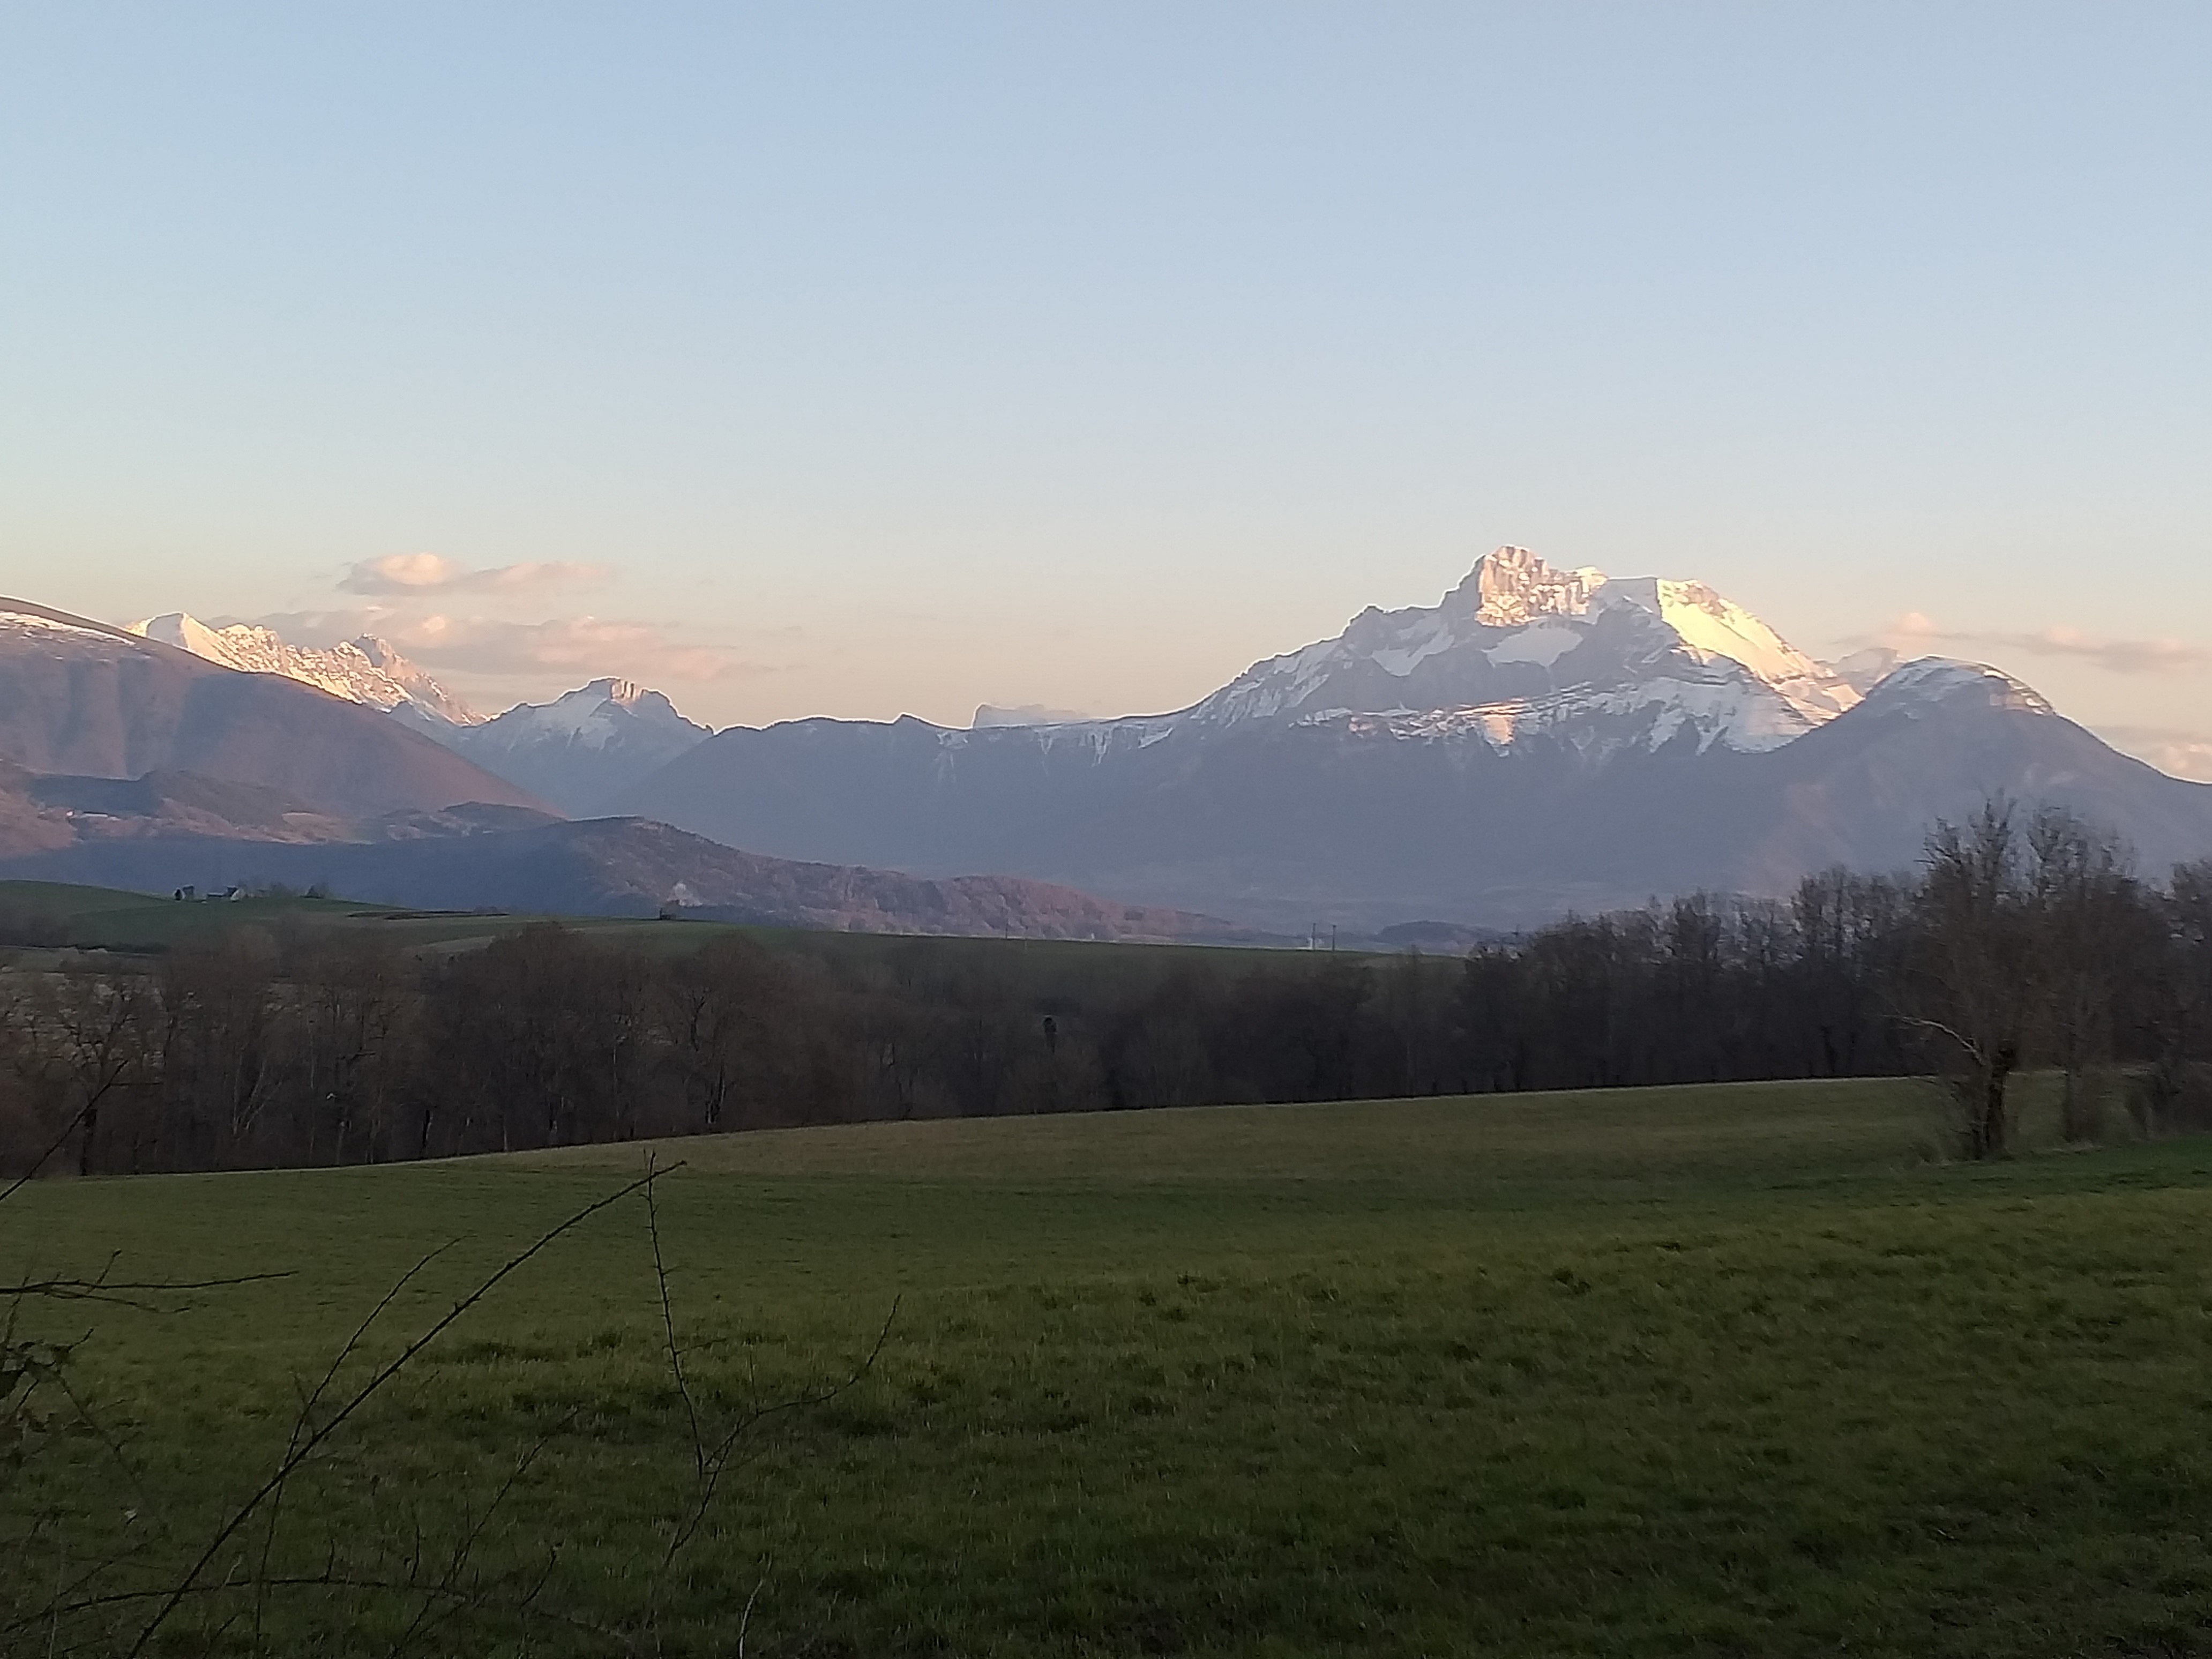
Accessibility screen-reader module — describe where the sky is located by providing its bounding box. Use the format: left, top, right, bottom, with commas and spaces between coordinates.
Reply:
3, 4, 2209, 771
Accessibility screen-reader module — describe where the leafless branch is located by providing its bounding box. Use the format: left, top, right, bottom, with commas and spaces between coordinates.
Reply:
123, 1163, 680, 1657
4, 1269, 294, 1314
638, 1149, 898, 1651
644, 1155, 706, 1482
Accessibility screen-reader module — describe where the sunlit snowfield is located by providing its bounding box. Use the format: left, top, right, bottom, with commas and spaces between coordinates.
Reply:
12, 1077, 2212, 1657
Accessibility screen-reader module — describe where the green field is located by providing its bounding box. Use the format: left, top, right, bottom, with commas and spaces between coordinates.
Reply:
0, 876, 1300, 970
10, 1077, 2212, 1656
0, 877, 713, 955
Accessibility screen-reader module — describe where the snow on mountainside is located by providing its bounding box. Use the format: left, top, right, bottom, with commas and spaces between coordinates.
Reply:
440, 678, 712, 814
914, 546, 1866, 767
0, 608, 129, 649
477, 678, 700, 750
1853, 657, 2055, 717
603, 543, 2212, 930
1173, 546, 1862, 756
128, 614, 483, 728
0, 596, 543, 818
116, 612, 708, 811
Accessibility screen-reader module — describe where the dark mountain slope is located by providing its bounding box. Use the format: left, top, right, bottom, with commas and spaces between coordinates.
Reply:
435, 678, 712, 813
1714, 662, 2212, 890
0, 600, 545, 816
614, 664, 2212, 931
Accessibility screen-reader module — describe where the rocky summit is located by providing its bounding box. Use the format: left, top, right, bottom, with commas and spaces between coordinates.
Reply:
610, 548, 2212, 930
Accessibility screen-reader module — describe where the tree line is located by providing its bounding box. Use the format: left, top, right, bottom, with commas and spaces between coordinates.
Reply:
4, 800, 2209, 1174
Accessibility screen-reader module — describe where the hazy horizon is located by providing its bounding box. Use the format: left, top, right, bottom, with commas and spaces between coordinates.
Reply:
5, 6, 2208, 773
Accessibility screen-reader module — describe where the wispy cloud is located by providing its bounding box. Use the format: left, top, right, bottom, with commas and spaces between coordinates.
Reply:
339, 553, 610, 596
2001, 627, 2212, 675
394, 614, 764, 682
1869, 612, 2212, 676
2096, 724, 2212, 784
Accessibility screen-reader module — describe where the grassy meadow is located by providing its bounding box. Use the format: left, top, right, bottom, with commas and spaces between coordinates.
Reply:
9, 1075, 2212, 1656
0, 876, 1299, 969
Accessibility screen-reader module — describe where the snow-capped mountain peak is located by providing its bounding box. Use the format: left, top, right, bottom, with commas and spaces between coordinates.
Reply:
114, 609, 709, 810
1857, 656, 2056, 717
126, 612, 483, 727
1449, 544, 1608, 627
1175, 546, 1859, 755
1594, 577, 1857, 723
441, 677, 712, 813
492, 677, 699, 746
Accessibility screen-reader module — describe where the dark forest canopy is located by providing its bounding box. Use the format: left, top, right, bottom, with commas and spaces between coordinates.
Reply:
4, 803, 2212, 1176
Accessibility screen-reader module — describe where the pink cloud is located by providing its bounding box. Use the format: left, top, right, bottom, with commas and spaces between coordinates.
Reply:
340, 554, 610, 596
1869, 612, 2212, 676
2097, 725, 2212, 783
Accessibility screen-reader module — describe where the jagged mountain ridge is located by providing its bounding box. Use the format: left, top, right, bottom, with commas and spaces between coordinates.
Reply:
611, 549, 2212, 929
0, 601, 545, 819
1175, 546, 1861, 749
0, 599, 1221, 941
439, 678, 712, 814
132, 614, 711, 810
128, 613, 484, 728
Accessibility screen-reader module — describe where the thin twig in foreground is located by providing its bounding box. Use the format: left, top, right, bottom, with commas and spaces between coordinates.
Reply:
123, 1163, 681, 1658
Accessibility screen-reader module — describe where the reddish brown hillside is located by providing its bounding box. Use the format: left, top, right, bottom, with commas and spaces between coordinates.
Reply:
0, 600, 548, 818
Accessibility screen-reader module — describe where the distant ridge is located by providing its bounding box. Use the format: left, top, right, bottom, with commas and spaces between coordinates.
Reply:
0, 596, 1239, 941
438, 678, 712, 813
123, 610, 712, 810
611, 548, 2212, 929
128, 612, 483, 728
974, 703, 1093, 728
0, 599, 544, 819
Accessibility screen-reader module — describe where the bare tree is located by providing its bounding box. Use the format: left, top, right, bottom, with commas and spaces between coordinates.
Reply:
6, 964, 160, 1178
288, 931, 416, 1164
2026, 809, 2148, 1141
156, 930, 283, 1165
1902, 801, 2042, 1157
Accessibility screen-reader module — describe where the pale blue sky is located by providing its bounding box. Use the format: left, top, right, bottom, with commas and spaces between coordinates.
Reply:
3, 4, 2208, 767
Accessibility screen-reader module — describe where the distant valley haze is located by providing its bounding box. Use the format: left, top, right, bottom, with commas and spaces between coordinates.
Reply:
4, 4, 2209, 911
9, 541, 2212, 933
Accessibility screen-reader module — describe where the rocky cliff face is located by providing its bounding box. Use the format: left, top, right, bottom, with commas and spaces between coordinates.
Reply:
128, 612, 484, 728
1172, 545, 1860, 749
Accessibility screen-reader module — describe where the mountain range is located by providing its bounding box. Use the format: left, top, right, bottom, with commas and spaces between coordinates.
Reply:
128, 612, 485, 729
0, 603, 536, 818
23, 548, 2212, 934
126, 615, 713, 812
609, 548, 2212, 929
434, 679, 711, 814
0, 601, 1236, 941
